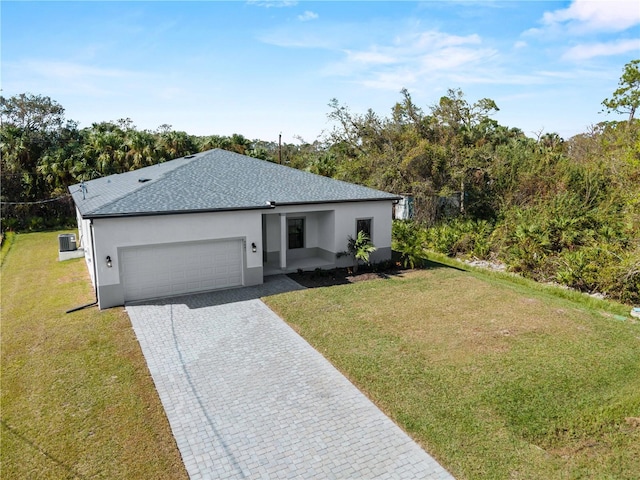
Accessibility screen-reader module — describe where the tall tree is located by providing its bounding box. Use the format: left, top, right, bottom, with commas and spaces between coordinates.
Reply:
37, 120, 84, 193
82, 122, 127, 176
0, 94, 67, 201
431, 88, 499, 133
429, 89, 500, 216
602, 59, 640, 123
158, 130, 196, 159
125, 130, 158, 169
0, 93, 65, 132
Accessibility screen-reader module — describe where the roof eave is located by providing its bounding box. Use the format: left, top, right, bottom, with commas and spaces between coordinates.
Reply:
271, 197, 402, 207
78, 196, 400, 219
80, 204, 274, 220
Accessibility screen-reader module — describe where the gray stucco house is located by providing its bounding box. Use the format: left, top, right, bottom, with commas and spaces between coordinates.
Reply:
70, 149, 400, 309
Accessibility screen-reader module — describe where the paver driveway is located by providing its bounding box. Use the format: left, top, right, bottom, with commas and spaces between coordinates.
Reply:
126, 275, 454, 479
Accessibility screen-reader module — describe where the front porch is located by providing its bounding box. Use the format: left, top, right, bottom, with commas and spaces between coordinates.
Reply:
263, 255, 335, 276
261, 210, 337, 276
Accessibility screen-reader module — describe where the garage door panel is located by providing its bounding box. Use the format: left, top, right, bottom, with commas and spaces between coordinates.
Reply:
121, 239, 243, 303
155, 286, 173, 297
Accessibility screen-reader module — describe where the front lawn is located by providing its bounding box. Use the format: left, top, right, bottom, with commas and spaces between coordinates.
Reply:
265, 265, 640, 479
1, 231, 187, 479
3, 230, 638, 479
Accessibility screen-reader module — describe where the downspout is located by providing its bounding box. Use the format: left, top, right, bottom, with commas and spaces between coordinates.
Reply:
66, 219, 99, 313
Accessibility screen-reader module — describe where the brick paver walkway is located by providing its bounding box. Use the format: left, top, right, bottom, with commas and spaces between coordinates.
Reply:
126, 275, 454, 479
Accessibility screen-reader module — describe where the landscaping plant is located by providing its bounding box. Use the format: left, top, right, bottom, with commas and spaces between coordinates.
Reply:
339, 230, 377, 273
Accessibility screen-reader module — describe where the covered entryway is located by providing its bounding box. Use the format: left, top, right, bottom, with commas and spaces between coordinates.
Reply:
262, 210, 336, 275
120, 239, 243, 303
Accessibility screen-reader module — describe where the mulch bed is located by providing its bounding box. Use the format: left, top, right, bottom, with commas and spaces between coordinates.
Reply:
287, 266, 404, 288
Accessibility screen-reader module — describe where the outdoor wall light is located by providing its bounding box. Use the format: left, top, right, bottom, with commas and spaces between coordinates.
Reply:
106, 256, 112, 268
251, 243, 257, 253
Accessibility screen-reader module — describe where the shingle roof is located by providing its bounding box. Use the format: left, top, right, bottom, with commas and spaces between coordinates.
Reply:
70, 149, 400, 218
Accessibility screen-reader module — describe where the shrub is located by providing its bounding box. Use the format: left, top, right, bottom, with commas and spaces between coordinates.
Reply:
422, 218, 494, 259
555, 247, 608, 293
28, 216, 45, 231
338, 231, 377, 273
392, 220, 427, 268
601, 249, 640, 304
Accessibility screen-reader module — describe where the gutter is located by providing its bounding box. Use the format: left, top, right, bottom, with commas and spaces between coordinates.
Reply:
66, 219, 99, 313
80, 197, 402, 220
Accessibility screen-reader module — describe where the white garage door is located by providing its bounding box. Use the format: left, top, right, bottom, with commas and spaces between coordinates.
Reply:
121, 239, 243, 302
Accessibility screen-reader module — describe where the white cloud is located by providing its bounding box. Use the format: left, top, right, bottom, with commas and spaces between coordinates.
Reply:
25, 60, 134, 80
562, 38, 640, 60
513, 40, 527, 49
360, 70, 418, 90
418, 46, 489, 71
297, 10, 318, 22
327, 30, 499, 91
403, 30, 482, 50
541, 0, 640, 33
0, 59, 192, 106
344, 49, 396, 65
3, 59, 146, 96
247, 1, 297, 8
258, 25, 343, 49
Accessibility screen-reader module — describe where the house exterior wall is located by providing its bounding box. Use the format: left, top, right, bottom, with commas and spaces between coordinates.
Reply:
317, 210, 336, 251
264, 214, 281, 254
90, 210, 263, 308
331, 201, 393, 266
82, 199, 395, 309
267, 200, 393, 267
76, 208, 95, 287
263, 209, 337, 263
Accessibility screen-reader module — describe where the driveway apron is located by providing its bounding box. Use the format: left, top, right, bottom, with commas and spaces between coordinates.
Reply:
126, 275, 454, 479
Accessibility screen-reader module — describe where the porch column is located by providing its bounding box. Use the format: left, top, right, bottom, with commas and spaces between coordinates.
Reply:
279, 213, 287, 269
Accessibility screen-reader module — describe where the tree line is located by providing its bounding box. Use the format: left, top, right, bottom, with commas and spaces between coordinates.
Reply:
1, 60, 638, 303
320, 61, 639, 304
0, 94, 285, 231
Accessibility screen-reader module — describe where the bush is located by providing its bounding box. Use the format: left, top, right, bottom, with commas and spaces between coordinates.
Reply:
392, 220, 427, 268
28, 216, 45, 231
602, 249, 640, 304
556, 245, 639, 304
555, 246, 609, 293
423, 218, 494, 259
338, 231, 377, 273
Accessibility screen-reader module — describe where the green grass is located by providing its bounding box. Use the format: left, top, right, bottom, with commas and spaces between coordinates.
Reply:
1, 231, 16, 266
1, 231, 187, 479
423, 250, 633, 316
4, 231, 638, 479
265, 265, 640, 479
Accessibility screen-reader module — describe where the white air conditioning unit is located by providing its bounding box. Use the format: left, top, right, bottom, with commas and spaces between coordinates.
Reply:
58, 234, 77, 252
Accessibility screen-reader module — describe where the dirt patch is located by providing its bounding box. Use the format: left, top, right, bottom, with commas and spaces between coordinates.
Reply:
287, 266, 405, 288
625, 417, 640, 429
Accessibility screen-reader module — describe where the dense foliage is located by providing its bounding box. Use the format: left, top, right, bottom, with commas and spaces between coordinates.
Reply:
2, 61, 638, 302
0, 94, 288, 230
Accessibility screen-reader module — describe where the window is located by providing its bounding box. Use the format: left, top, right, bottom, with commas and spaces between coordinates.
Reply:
356, 218, 372, 240
288, 218, 304, 249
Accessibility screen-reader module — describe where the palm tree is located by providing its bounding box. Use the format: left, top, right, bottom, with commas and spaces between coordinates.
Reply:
125, 130, 157, 169
83, 124, 127, 176
159, 131, 195, 160
343, 231, 377, 273
198, 135, 230, 152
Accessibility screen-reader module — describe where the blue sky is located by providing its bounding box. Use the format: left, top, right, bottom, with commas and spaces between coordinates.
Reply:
2, 1, 639, 143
